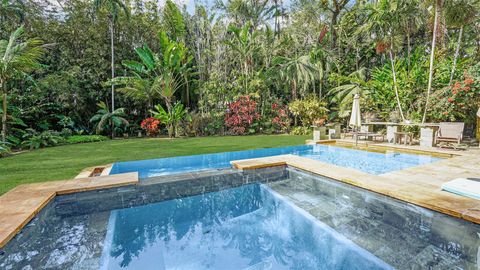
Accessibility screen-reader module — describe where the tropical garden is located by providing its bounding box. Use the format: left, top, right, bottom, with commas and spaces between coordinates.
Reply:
1, 0, 480, 158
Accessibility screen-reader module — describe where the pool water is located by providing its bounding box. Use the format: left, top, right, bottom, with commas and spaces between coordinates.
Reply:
100, 184, 391, 270
110, 144, 441, 177
270, 169, 480, 269
0, 167, 478, 269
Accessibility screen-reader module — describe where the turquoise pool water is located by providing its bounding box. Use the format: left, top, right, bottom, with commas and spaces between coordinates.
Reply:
110, 144, 440, 177
100, 184, 392, 270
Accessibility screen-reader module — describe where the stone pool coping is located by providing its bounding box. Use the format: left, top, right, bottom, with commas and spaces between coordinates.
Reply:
231, 153, 480, 225
0, 172, 138, 248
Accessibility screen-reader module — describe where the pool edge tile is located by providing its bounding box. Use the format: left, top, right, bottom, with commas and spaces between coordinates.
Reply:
230, 155, 480, 225
0, 172, 138, 249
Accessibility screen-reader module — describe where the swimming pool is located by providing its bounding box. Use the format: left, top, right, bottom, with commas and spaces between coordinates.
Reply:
110, 144, 441, 177
100, 184, 391, 270
1, 167, 477, 269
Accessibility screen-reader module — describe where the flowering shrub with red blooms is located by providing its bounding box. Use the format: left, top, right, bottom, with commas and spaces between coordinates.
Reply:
431, 70, 480, 123
270, 103, 291, 132
225, 96, 261, 135
141, 117, 161, 136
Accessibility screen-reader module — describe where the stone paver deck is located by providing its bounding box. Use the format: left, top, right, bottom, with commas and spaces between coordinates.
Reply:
0, 172, 138, 248
231, 151, 480, 225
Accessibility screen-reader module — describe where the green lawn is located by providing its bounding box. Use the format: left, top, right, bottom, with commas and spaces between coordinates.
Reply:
0, 135, 309, 195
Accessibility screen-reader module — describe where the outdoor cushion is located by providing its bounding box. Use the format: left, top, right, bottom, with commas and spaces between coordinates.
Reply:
442, 178, 480, 200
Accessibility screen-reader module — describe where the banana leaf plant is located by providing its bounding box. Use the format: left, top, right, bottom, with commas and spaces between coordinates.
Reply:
150, 102, 190, 138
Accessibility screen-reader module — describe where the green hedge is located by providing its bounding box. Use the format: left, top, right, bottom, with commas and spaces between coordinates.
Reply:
64, 135, 109, 144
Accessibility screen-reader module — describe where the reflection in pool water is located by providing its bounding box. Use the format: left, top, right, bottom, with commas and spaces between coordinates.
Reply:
100, 184, 392, 270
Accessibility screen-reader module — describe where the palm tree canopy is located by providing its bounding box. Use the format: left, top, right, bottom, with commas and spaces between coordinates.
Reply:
0, 0, 24, 23
444, 0, 477, 28
89, 101, 128, 133
111, 32, 189, 105
0, 26, 44, 83
93, 0, 130, 21
273, 54, 318, 95
328, 68, 368, 108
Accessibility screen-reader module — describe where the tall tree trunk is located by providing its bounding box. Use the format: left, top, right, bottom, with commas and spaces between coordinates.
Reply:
292, 80, 297, 100
110, 18, 115, 112
184, 74, 190, 106
389, 50, 405, 122
319, 78, 323, 99
244, 61, 248, 92
449, 25, 464, 85
422, 1, 440, 123
1, 90, 6, 142
406, 27, 411, 72
110, 119, 114, 139
355, 47, 360, 71
331, 12, 338, 50
274, 0, 280, 38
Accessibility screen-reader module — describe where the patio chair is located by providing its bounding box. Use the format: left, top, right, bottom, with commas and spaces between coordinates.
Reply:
435, 122, 464, 145
345, 126, 369, 140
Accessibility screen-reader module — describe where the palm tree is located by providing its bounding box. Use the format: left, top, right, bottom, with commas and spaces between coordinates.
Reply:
360, 0, 405, 121
0, 26, 44, 141
273, 54, 317, 100
93, 0, 130, 112
422, 0, 445, 123
111, 32, 188, 115
225, 23, 258, 92
162, 0, 186, 41
445, 0, 477, 85
110, 74, 157, 110
89, 101, 128, 138
0, 0, 24, 27
220, 0, 274, 30
398, 0, 424, 71
328, 68, 368, 115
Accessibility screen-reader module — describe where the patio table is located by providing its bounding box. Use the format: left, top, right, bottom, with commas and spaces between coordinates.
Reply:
365, 122, 440, 147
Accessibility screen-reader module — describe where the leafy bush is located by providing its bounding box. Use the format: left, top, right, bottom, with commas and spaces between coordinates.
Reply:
184, 112, 225, 136
64, 135, 109, 144
225, 96, 261, 135
21, 129, 64, 150
430, 66, 480, 126
270, 103, 291, 133
288, 95, 328, 127
141, 117, 161, 137
60, 128, 73, 138
290, 126, 312, 135
0, 141, 11, 157
150, 103, 190, 138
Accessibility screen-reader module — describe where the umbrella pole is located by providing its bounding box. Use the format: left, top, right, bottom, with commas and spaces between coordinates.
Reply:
355, 129, 358, 147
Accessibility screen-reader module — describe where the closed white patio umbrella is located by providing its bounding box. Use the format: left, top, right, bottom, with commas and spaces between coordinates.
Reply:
349, 94, 362, 145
